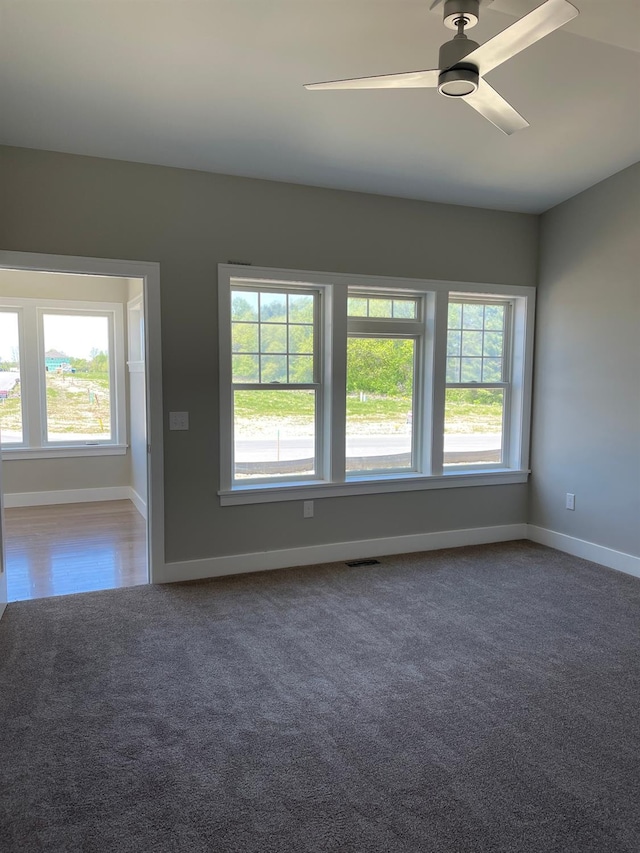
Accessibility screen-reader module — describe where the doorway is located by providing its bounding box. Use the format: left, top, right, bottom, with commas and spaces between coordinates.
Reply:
0, 252, 164, 609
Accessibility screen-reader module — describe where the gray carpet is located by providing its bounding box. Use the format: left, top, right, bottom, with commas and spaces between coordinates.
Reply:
1, 541, 639, 852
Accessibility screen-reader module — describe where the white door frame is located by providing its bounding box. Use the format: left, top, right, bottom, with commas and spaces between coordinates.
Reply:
0, 251, 165, 602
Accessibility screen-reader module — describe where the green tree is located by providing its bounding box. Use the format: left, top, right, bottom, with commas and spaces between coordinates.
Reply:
89, 351, 109, 373
69, 356, 89, 373
232, 293, 258, 321
347, 338, 414, 395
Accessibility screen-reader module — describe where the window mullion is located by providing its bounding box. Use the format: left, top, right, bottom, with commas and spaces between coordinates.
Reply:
327, 286, 347, 484
427, 291, 448, 476
24, 305, 44, 448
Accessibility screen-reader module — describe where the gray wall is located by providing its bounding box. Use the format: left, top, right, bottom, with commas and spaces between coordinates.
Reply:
530, 163, 640, 556
0, 145, 538, 564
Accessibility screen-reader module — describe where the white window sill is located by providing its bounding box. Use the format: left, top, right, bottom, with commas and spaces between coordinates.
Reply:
1, 444, 128, 460
219, 469, 530, 506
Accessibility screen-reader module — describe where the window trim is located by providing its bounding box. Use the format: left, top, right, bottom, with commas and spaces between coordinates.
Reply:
0, 306, 27, 446
345, 298, 425, 477
0, 295, 126, 455
227, 282, 323, 486
218, 264, 535, 505
442, 294, 514, 472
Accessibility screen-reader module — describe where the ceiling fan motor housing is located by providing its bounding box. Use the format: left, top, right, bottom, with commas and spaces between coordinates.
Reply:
439, 35, 480, 69
438, 35, 480, 97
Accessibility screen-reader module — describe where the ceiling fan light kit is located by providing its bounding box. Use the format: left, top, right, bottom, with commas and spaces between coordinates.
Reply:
305, 0, 580, 135
438, 67, 479, 97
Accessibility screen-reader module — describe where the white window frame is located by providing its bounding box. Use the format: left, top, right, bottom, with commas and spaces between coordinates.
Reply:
345, 290, 426, 477
443, 294, 514, 472
226, 282, 324, 487
0, 296, 127, 459
218, 264, 535, 506
0, 307, 27, 446
127, 293, 145, 372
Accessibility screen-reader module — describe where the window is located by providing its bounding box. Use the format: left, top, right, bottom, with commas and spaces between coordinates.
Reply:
0, 297, 126, 457
346, 295, 422, 475
230, 285, 320, 482
0, 310, 24, 444
218, 266, 534, 505
444, 298, 510, 467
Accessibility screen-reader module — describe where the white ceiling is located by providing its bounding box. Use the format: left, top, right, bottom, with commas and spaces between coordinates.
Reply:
0, 0, 638, 213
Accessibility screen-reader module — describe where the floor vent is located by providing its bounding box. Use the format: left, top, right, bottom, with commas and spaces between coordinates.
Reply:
345, 559, 381, 567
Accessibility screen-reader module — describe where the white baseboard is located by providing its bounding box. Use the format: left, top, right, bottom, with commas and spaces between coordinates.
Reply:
129, 488, 147, 519
527, 525, 640, 579
156, 523, 528, 584
4, 485, 134, 508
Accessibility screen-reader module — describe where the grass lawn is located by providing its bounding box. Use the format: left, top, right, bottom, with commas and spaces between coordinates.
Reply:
1, 384, 503, 442
0, 372, 111, 438
234, 389, 503, 434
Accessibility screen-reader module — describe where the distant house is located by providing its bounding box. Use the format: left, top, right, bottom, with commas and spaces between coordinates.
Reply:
44, 350, 71, 372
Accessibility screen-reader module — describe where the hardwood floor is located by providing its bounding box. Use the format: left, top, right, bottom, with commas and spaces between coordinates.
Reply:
3, 500, 148, 602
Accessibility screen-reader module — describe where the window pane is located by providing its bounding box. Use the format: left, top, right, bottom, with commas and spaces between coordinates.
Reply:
0, 312, 23, 444
232, 291, 258, 322
446, 358, 460, 383
484, 304, 505, 331
462, 303, 484, 329
289, 355, 314, 383
461, 330, 483, 357
260, 324, 287, 353
392, 300, 417, 319
43, 314, 112, 442
346, 338, 415, 473
447, 330, 461, 357
231, 322, 258, 353
234, 389, 316, 480
288, 325, 313, 354
232, 354, 259, 383
367, 299, 393, 318
482, 358, 503, 382
448, 302, 462, 328
460, 357, 482, 383
347, 297, 368, 317
260, 292, 286, 323
288, 294, 314, 323
483, 331, 503, 358
260, 354, 287, 383
444, 388, 504, 466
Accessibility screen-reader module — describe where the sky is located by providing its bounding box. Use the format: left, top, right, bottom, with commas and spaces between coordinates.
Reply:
0, 312, 109, 361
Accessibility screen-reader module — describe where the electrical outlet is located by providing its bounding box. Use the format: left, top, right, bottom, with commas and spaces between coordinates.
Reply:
303, 500, 314, 518
169, 411, 189, 431
565, 493, 575, 511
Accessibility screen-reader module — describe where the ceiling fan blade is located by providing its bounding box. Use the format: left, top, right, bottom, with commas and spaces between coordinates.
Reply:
304, 69, 440, 90
463, 0, 579, 75
463, 78, 529, 134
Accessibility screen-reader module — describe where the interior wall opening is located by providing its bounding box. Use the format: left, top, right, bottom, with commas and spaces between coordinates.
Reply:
0, 268, 149, 600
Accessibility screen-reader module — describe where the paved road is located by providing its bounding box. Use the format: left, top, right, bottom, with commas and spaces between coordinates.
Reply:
0, 372, 19, 393
236, 432, 501, 461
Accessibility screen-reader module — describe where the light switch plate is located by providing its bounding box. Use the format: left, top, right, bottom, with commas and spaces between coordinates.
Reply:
169, 411, 189, 431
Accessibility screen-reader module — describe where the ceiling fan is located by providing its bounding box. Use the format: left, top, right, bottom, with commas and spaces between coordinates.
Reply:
304, 0, 579, 135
